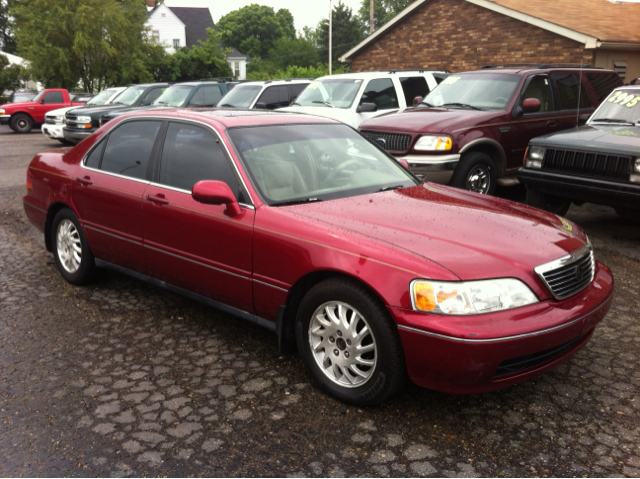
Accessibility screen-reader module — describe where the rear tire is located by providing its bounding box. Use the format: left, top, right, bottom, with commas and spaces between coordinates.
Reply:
450, 151, 497, 195
10, 113, 34, 133
51, 209, 96, 285
295, 277, 407, 406
525, 189, 571, 216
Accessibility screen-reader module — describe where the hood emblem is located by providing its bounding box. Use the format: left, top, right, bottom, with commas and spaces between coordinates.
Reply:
375, 138, 386, 147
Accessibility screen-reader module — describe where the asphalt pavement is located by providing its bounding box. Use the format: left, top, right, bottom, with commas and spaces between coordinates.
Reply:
1, 125, 639, 477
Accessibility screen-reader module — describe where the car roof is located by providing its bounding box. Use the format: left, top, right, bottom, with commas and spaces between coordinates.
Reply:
114, 108, 340, 129
173, 81, 229, 87
316, 70, 448, 80
235, 79, 313, 87
457, 66, 616, 76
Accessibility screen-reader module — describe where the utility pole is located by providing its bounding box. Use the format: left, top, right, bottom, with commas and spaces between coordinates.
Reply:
370, 0, 374, 33
329, 0, 333, 75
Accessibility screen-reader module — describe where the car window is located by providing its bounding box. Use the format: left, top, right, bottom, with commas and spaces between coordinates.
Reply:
360, 79, 398, 110
142, 87, 165, 106
586, 72, 624, 103
290, 83, 309, 102
159, 122, 240, 195
295, 79, 363, 109
521, 75, 553, 113
256, 86, 289, 109
399, 77, 430, 107
43, 92, 63, 104
551, 73, 591, 110
188, 88, 205, 106
218, 85, 262, 108
202, 85, 223, 107
85, 140, 106, 169
101, 121, 162, 180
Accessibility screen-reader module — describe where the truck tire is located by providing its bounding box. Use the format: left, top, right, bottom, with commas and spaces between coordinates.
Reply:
449, 151, 497, 195
526, 188, 571, 216
10, 113, 34, 134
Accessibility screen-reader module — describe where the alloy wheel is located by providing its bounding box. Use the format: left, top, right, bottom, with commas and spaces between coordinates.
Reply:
466, 165, 490, 194
56, 219, 82, 273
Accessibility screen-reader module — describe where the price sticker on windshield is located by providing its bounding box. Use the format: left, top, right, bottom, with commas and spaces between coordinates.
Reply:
441, 76, 461, 86
607, 91, 639, 108
308, 81, 321, 90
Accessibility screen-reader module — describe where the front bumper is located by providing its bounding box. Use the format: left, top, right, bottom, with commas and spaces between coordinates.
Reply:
63, 127, 95, 144
41, 123, 65, 139
0, 114, 10, 125
392, 261, 613, 394
396, 154, 460, 184
518, 168, 640, 210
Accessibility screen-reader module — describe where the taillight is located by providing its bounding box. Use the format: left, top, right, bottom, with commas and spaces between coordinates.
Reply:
26, 170, 33, 190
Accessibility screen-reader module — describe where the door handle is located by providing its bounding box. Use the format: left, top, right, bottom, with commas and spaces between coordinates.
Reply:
146, 194, 169, 205
75, 176, 93, 186
547, 121, 557, 128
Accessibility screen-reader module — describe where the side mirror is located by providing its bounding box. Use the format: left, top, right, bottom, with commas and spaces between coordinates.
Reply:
255, 102, 267, 109
521, 98, 541, 113
397, 158, 411, 171
192, 180, 242, 217
578, 113, 591, 125
413, 96, 423, 107
40, 98, 45, 104
356, 102, 377, 113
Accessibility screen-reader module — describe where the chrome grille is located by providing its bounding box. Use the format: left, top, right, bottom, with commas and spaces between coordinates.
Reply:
542, 148, 632, 181
534, 245, 595, 300
360, 131, 412, 153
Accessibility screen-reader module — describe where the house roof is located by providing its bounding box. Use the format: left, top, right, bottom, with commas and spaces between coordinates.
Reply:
340, 0, 640, 62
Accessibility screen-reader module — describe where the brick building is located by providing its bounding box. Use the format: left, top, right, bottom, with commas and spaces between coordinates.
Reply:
340, 0, 640, 81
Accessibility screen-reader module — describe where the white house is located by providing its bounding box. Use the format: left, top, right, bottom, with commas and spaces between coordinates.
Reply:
0, 50, 41, 91
146, 1, 250, 80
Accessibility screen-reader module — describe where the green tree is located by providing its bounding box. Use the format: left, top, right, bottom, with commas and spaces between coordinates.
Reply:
358, 0, 412, 32
247, 62, 348, 81
11, 0, 160, 92
0, 0, 17, 53
317, 1, 363, 66
0, 53, 23, 93
170, 28, 232, 82
266, 36, 320, 70
217, 4, 291, 60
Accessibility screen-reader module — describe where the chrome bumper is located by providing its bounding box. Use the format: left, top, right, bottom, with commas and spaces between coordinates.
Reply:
397, 154, 460, 183
0, 115, 11, 119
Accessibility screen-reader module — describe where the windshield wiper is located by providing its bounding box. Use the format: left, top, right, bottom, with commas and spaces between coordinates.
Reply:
312, 101, 335, 108
591, 118, 634, 125
155, 101, 169, 106
291, 102, 301, 106
376, 185, 406, 192
218, 103, 234, 108
441, 102, 482, 111
271, 197, 323, 207
418, 101, 436, 107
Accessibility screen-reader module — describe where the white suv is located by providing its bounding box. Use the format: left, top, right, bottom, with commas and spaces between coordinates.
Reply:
217, 79, 312, 110
279, 70, 449, 128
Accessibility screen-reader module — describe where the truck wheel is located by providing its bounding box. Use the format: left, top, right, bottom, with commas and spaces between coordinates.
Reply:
10, 113, 34, 133
450, 151, 497, 195
526, 189, 571, 216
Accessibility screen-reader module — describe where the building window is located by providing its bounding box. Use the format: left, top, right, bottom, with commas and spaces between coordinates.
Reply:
173, 39, 180, 48
234, 62, 240, 78
152, 30, 160, 42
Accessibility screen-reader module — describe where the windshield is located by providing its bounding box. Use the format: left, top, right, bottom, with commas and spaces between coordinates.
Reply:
112, 86, 146, 106
228, 124, 417, 205
86, 89, 119, 106
32, 91, 46, 102
423, 73, 521, 110
154, 85, 193, 107
590, 88, 640, 124
294, 79, 363, 109
218, 85, 262, 108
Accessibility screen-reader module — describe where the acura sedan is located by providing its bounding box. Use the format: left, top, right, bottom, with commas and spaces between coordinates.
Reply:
23, 109, 614, 405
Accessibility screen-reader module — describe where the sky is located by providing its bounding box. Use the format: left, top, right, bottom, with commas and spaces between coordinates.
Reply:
163, 0, 366, 31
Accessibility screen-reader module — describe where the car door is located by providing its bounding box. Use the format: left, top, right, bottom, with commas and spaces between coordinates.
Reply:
143, 120, 255, 312
34, 91, 65, 123
72, 120, 162, 272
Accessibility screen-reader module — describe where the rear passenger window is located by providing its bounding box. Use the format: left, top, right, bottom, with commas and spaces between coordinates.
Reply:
101, 121, 161, 180
551, 73, 591, 110
159, 122, 240, 195
361, 79, 398, 110
399, 77, 430, 107
586, 72, 624, 103
85, 140, 106, 169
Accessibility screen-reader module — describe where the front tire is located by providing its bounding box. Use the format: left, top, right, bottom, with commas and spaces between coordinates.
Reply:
51, 209, 96, 285
10, 113, 34, 134
526, 189, 571, 216
295, 278, 407, 406
450, 151, 497, 195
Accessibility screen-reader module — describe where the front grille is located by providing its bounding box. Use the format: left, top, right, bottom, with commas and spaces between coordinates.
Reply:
542, 148, 632, 181
534, 246, 595, 300
360, 131, 412, 153
494, 334, 584, 377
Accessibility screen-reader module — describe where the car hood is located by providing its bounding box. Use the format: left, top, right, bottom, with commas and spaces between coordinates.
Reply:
45, 106, 77, 117
531, 124, 640, 153
359, 108, 503, 133
277, 184, 587, 294
102, 104, 164, 119
1, 100, 37, 110
278, 106, 361, 127
67, 104, 134, 117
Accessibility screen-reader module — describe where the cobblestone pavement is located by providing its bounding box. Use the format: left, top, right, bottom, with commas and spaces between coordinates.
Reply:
1, 126, 639, 477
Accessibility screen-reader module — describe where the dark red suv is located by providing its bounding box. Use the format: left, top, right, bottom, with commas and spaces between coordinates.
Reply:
359, 64, 623, 195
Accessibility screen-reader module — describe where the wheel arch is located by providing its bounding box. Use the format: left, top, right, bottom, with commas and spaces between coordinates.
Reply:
460, 139, 507, 176
44, 202, 76, 252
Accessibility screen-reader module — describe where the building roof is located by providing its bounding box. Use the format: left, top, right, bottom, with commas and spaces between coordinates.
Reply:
340, 0, 640, 62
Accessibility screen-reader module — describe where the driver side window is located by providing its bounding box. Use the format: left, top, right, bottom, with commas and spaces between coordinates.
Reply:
360, 79, 398, 110
521, 75, 553, 113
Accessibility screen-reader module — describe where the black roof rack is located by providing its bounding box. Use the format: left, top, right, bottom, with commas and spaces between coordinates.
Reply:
264, 78, 315, 84
381, 69, 452, 74
481, 63, 597, 70
197, 77, 236, 82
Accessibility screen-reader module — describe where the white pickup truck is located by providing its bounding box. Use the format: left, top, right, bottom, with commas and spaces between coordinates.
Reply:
278, 70, 449, 128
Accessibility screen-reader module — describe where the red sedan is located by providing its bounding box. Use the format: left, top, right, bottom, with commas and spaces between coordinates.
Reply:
23, 109, 614, 405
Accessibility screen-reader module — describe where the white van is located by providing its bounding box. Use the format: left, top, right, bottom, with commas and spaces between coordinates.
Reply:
278, 70, 449, 128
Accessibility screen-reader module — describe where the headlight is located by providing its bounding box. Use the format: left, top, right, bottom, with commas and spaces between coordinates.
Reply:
76, 116, 92, 124
525, 145, 545, 169
414, 135, 452, 151
411, 279, 538, 315
0, 109, 5, 115
634, 158, 640, 173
